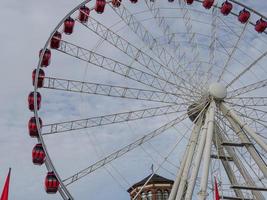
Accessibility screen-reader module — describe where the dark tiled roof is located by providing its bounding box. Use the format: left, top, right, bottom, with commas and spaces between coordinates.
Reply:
127, 174, 174, 192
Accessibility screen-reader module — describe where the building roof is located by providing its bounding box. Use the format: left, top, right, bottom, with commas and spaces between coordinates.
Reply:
127, 173, 174, 193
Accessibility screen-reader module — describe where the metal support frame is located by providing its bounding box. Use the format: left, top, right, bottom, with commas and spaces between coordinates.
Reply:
198, 101, 216, 200
109, 2, 194, 90
218, 22, 248, 82
142, 0, 201, 90
175, 117, 203, 200
228, 97, 267, 107
222, 114, 267, 178
57, 40, 195, 102
227, 51, 267, 88
184, 116, 209, 200
205, 6, 218, 85
220, 103, 267, 153
228, 79, 267, 98
215, 124, 265, 200
168, 140, 190, 200
231, 185, 267, 191
214, 124, 245, 199
63, 112, 190, 186
79, 17, 197, 97
44, 77, 179, 104
42, 104, 185, 135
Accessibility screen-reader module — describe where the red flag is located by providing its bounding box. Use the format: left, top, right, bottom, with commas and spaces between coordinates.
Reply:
214, 177, 220, 200
0, 168, 11, 200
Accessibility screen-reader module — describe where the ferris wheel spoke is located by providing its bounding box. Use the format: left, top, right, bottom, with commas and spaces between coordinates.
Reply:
204, 7, 218, 86
233, 110, 267, 132
143, 1, 183, 59
81, 13, 197, 96
225, 101, 267, 116
111, 3, 182, 72
42, 104, 186, 135
57, 40, 196, 102
228, 97, 267, 107
227, 50, 267, 88
142, 1, 200, 90
217, 22, 248, 82
227, 79, 267, 98
177, 1, 208, 90
62, 113, 189, 186
43, 77, 180, 104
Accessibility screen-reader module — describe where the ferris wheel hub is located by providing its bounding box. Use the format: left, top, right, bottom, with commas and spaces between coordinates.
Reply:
208, 82, 227, 100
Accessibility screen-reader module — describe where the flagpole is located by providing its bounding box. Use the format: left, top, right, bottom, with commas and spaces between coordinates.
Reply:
0, 168, 11, 200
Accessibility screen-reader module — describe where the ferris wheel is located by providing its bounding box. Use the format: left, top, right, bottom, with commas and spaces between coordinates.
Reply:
28, 0, 267, 199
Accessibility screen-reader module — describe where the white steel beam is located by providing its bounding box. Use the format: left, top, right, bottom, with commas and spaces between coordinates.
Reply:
216, 125, 265, 200
43, 77, 179, 104
227, 51, 267, 88
214, 124, 245, 199
223, 115, 267, 178
198, 101, 216, 200
175, 117, 203, 200
184, 116, 208, 200
220, 102, 267, 153
168, 142, 190, 200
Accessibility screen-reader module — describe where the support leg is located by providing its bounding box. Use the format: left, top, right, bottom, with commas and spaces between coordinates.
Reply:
213, 124, 245, 199
216, 125, 265, 200
198, 101, 216, 200
184, 118, 208, 200
175, 118, 203, 200
220, 103, 267, 153
223, 114, 267, 178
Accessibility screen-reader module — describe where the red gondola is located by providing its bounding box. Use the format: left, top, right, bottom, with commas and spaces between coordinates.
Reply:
32, 144, 45, 165
220, 1, 233, 16
45, 172, 60, 194
64, 17, 75, 35
79, 5, 90, 23
112, 0, 121, 7
32, 69, 45, 88
129, 0, 137, 3
95, 0, 106, 14
186, 0, 194, 5
39, 49, 51, 67
238, 9, 250, 24
28, 117, 42, 137
50, 31, 62, 49
203, 0, 214, 9
28, 91, 41, 111
255, 19, 267, 33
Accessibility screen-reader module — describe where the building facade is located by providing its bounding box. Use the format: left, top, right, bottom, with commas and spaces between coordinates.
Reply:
127, 174, 174, 200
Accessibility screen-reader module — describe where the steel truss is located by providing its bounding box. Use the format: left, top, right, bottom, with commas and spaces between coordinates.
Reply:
42, 104, 185, 135
62, 112, 188, 186
43, 77, 180, 104
78, 16, 199, 97
56, 40, 196, 102
142, 0, 205, 90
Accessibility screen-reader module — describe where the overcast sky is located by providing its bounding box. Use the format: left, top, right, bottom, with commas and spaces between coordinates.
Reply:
0, 0, 267, 200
